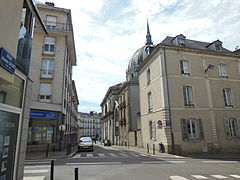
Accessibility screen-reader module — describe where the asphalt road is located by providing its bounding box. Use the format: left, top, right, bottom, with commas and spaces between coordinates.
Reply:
24, 145, 240, 180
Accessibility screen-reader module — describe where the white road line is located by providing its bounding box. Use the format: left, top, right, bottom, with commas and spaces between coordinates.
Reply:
87, 154, 93, 157
129, 153, 140, 157
168, 161, 186, 164
141, 161, 165, 164
66, 162, 121, 165
118, 153, 129, 157
25, 162, 51, 165
72, 154, 81, 158
23, 176, 45, 180
202, 161, 238, 163
24, 169, 49, 174
170, 176, 189, 180
98, 153, 106, 157
25, 159, 56, 162
109, 153, 118, 157
24, 165, 50, 169
230, 175, 240, 178
211, 175, 228, 179
191, 175, 208, 179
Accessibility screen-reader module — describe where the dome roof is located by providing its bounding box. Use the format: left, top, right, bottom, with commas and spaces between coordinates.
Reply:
127, 45, 149, 71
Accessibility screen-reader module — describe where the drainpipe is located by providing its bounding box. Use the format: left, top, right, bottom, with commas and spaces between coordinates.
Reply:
163, 47, 175, 154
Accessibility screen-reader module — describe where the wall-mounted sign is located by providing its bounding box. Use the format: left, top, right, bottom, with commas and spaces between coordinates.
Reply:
30, 111, 58, 119
0, 48, 16, 74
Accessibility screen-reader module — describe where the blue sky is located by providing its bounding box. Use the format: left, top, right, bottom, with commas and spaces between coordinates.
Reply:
38, 0, 240, 113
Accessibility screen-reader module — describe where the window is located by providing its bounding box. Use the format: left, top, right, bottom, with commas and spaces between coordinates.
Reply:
39, 83, 52, 102
46, 15, 57, 29
44, 37, 55, 54
215, 43, 222, 51
183, 86, 194, 107
218, 64, 228, 78
181, 119, 204, 140
148, 92, 153, 112
41, 59, 54, 78
180, 60, 190, 75
147, 69, 151, 84
223, 88, 233, 107
149, 121, 156, 140
224, 118, 240, 139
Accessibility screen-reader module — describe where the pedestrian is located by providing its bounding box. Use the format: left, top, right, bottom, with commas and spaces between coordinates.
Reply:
159, 142, 165, 153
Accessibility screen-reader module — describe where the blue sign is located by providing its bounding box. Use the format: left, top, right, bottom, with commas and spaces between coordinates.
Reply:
0, 47, 16, 74
166, 121, 172, 126
30, 111, 58, 119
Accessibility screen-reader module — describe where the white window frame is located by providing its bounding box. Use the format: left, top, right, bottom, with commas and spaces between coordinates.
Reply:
147, 68, 151, 84
46, 15, 57, 29
44, 37, 55, 54
148, 92, 153, 112
39, 83, 52, 102
183, 86, 194, 107
181, 118, 204, 140
218, 64, 228, 78
223, 88, 233, 107
149, 121, 156, 140
224, 118, 240, 139
41, 59, 54, 78
180, 60, 190, 75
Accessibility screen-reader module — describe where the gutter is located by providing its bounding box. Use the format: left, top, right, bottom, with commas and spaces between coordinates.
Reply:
26, 0, 48, 34
163, 46, 175, 154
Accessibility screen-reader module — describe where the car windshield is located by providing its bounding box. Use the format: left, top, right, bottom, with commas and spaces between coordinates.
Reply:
80, 137, 92, 142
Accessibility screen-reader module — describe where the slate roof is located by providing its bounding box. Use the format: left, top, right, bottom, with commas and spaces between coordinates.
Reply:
159, 36, 233, 54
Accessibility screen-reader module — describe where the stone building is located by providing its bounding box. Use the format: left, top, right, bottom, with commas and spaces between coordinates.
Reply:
0, 0, 47, 179
138, 34, 240, 154
78, 112, 102, 140
27, 2, 78, 154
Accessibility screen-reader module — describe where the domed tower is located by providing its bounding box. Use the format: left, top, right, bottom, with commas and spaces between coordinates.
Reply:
126, 20, 155, 81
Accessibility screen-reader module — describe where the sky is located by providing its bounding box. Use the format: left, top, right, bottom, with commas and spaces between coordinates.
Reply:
38, 0, 240, 113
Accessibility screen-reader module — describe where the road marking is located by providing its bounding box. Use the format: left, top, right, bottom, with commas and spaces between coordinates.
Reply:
211, 175, 228, 179
118, 153, 129, 157
98, 153, 106, 157
129, 153, 140, 157
25, 159, 56, 162
230, 175, 240, 178
191, 175, 208, 179
72, 154, 81, 158
24, 169, 49, 173
87, 154, 93, 157
23, 176, 45, 180
25, 162, 51, 165
66, 162, 121, 165
24, 165, 50, 169
168, 161, 186, 164
202, 161, 238, 163
170, 176, 188, 180
141, 161, 165, 164
109, 153, 118, 157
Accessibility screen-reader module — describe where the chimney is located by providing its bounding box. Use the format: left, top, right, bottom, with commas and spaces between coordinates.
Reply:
45, 2, 55, 7
90, 111, 94, 116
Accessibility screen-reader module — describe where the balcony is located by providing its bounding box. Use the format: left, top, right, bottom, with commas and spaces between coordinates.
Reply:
35, 21, 73, 32
40, 69, 54, 79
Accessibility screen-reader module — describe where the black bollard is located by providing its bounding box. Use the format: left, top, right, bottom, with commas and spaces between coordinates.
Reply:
147, 144, 149, 154
50, 160, 54, 180
153, 144, 155, 155
46, 144, 50, 158
75, 167, 79, 180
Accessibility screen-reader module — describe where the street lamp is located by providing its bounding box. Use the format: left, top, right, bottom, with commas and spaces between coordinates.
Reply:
205, 64, 215, 73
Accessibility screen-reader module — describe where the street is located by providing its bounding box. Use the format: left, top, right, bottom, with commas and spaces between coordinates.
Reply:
24, 144, 240, 180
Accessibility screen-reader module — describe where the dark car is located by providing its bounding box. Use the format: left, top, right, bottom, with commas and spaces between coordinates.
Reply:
103, 140, 111, 146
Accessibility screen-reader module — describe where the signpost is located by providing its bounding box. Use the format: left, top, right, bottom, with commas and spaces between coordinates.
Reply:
0, 48, 16, 74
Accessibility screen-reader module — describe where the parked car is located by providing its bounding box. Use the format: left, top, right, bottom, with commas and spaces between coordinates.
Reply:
103, 139, 111, 146
78, 137, 93, 151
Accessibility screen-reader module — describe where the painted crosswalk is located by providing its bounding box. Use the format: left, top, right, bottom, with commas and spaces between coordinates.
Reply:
24, 163, 50, 180
170, 174, 240, 179
71, 152, 141, 158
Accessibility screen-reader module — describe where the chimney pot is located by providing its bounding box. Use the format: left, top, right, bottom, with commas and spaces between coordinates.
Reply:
45, 2, 55, 7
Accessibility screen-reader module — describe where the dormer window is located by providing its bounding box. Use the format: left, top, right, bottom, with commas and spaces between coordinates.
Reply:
215, 43, 222, 51
207, 40, 222, 52
172, 34, 186, 47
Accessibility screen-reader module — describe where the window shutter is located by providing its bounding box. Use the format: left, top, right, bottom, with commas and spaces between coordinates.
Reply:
222, 64, 228, 77
183, 87, 187, 106
237, 118, 240, 137
224, 118, 231, 139
198, 119, 204, 140
181, 119, 188, 141
39, 83, 52, 95
183, 61, 190, 74
180, 60, 184, 74
45, 37, 55, 44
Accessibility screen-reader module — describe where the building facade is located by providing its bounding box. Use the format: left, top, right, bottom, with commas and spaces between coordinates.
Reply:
0, 0, 47, 179
78, 112, 102, 140
27, 2, 78, 153
138, 34, 240, 154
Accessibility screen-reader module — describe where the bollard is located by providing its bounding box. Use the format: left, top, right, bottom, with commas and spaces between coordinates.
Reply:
46, 144, 50, 158
75, 167, 79, 180
153, 144, 155, 155
147, 144, 149, 154
50, 160, 54, 180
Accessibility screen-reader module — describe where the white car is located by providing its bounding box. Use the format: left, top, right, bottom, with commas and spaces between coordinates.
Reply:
78, 137, 93, 151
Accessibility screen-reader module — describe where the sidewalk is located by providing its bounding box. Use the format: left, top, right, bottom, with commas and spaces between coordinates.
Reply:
25, 147, 78, 160
111, 145, 240, 160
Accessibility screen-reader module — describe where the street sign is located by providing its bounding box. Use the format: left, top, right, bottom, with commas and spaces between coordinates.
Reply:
0, 48, 16, 74
30, 111, 58, 119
